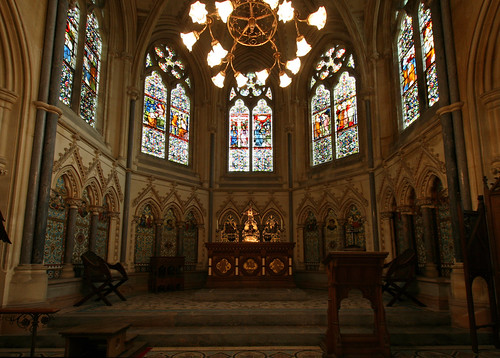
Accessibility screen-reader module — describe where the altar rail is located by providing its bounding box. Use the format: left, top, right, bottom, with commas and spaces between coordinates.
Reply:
205, 242, 295, 288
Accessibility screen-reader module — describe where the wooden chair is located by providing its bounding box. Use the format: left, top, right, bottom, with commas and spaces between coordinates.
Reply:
382, 248, 425, 307
74, 251, 128, 307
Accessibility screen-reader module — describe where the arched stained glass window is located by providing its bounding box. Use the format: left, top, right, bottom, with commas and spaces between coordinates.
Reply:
334, 72, 359, 159
418, 2, 439, 107
228, 73, 273, 172
310, 45, 359, 166
79, 12, 102, 126
59, 1, 103, 128
141, 44, 192, 165
229, 99, 250, 172
396, 0, 440, 130
60, 4, 80, 106
398, 14, 420, 128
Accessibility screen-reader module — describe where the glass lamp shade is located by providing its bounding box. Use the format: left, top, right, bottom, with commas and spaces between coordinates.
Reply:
286, 57, 301, 74
212, 72, 226, 88
256, 69, 270, 84
307, 6, 327, 30
277, 0, 294, 22
296, 36, 311, 57
215, 1, 233, 23
181, 31, 199, 51
207, 42, 228, 67
279, 72, 292, 87
189, 1, 208, 24
235, 72, 248, 87
263, 0, 279, 10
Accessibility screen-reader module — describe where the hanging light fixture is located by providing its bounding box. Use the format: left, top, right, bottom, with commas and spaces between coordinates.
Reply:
180, 0, 327, 88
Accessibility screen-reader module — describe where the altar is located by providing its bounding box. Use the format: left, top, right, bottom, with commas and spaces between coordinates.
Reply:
205, 242, 295, 288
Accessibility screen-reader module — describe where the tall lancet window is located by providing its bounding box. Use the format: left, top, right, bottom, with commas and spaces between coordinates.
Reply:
141, 44, 191, 166
228, 73, 273, 172
310, 45, 359, 166
396, 0, 440, 129
59, 0, 102, 128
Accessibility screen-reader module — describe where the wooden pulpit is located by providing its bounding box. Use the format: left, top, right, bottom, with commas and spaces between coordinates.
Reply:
322, 251, 390, 358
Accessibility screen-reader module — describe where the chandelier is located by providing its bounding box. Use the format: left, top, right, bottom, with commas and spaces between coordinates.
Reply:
180, 0, 327, 88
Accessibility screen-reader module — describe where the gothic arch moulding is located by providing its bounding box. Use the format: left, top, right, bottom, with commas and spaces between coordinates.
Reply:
82, 178, 103, 206
134, 198, 162, 221
297, 205, 318, 226
162, 202, 183, 223
416, 168, 445, 200
184, 205, 205, 226
53, 165, 82, 199
103, 186, 120, 213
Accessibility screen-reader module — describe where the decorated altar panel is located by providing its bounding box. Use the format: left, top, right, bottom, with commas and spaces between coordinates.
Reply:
207, 205, 294, 287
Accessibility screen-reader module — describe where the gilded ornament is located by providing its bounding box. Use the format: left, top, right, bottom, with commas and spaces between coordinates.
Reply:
216, 258, 232, 274
269, 258, 284, 273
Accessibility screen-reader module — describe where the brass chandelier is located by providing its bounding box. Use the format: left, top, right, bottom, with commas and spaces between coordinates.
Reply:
180, 0, 327, 88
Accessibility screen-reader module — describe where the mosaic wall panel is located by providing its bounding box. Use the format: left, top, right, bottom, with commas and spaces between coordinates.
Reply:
414, 209, 426, 270
438, 198, 454, 277
324, 210, 342, 251
395, 213, 406, 255
345, 205, 365, 249
96, 211, 109, 259
304, 212, 320, 270
161, 209, 177, 256
182, 211, 198, 269
73, 189, 91, 265
135, 205, 156, 272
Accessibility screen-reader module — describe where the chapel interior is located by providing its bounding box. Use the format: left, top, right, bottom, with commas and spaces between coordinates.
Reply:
0, 0, 500, 354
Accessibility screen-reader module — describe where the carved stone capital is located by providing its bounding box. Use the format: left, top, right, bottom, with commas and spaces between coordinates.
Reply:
397, 205, 415, 215
65, 198, 82, 208
33, 101, 63, 118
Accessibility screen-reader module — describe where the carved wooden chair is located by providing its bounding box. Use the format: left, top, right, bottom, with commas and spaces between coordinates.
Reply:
74, 251, 128, 307
382, 248, 425, 307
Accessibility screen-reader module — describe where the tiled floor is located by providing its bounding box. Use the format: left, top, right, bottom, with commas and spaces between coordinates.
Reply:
1, 346, 499, 358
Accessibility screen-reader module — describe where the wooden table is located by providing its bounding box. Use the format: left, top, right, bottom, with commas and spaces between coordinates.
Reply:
322, 251, 390, 357
0, 307, 59, 357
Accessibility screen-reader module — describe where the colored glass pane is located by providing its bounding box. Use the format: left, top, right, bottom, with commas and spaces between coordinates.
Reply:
79, 12, 101, 127
311, 85, 332, 165
419, 3, 439, 106
185, 77, 191, 88
142, 71, 167, 158
398, 14, 420, 127
168, 84, 190, 165
229, 99, 250, 172
265, 88, 272, 100
252, 99, 273, 172
146, 54, 152, 67
230, 87, 237, 101
316, 46, 346, 80
60, 5, 80, 105
334, 72, 359, 158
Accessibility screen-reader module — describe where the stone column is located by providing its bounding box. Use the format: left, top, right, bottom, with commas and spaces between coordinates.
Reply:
60, 198, 80, 279
107, 211, 120, 263
379, 212, 395, 258
480, 89, 500, 176
121, 87, 139, 264
196, 224, 206, 270
177, 221, 185, 257
0, 88, 18, 172
295, 225, 305, 271
88, 206, 102, 253
154, 220, 163, 256
419, 200, 439, 278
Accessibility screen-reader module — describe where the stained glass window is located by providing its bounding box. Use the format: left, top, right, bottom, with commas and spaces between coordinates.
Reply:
311, 85, 333, 166
228, 74, 273, 172
229, 99, 250, 172
398, 14, 420, 128
418, 2, 439, 106
80, 11, 102, 127
141, 44, 191, 165
168, 84, 190, 165
334, 72, 359, 159
59, 1, 102, 128
60, 4, 80, 106
252, 99, 273, 172
310, 46, 359, 166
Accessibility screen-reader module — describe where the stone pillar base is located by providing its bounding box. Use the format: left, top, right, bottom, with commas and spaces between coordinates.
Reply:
417, 276, 450, 310
8, 264, 48, 305
60, 263, 75, 279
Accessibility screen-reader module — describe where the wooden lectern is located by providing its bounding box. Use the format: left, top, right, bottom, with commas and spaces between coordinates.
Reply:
322, 251, 390, 358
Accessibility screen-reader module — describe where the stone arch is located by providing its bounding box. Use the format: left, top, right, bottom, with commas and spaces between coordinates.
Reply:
103, 186, 120, 213
55, 165, 82, 199
82, 178, 103, 206
397, 178, 416, 207
297, 205, 318, 226
184, 205, 204, 226
416, 168, 445, 201
162, 202, 183, 223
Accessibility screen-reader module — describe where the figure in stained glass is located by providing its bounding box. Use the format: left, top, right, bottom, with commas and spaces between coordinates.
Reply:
418, 2, 439, 106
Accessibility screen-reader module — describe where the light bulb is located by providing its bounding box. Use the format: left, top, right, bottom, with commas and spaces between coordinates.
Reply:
215, 1, 233, 23
189, 1, 208, 24
207, 42, 228, 67
277, 0, 294, 22
256, 69, 270, 84
180, 31, 199, 51
263, 0, 279, 10
307, 6, 327, 30
279, 72, 292, 87
296, 36, 311, 57
212, 72, 226, 88
286, 57, 301, 74
235, 72, 248, 87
